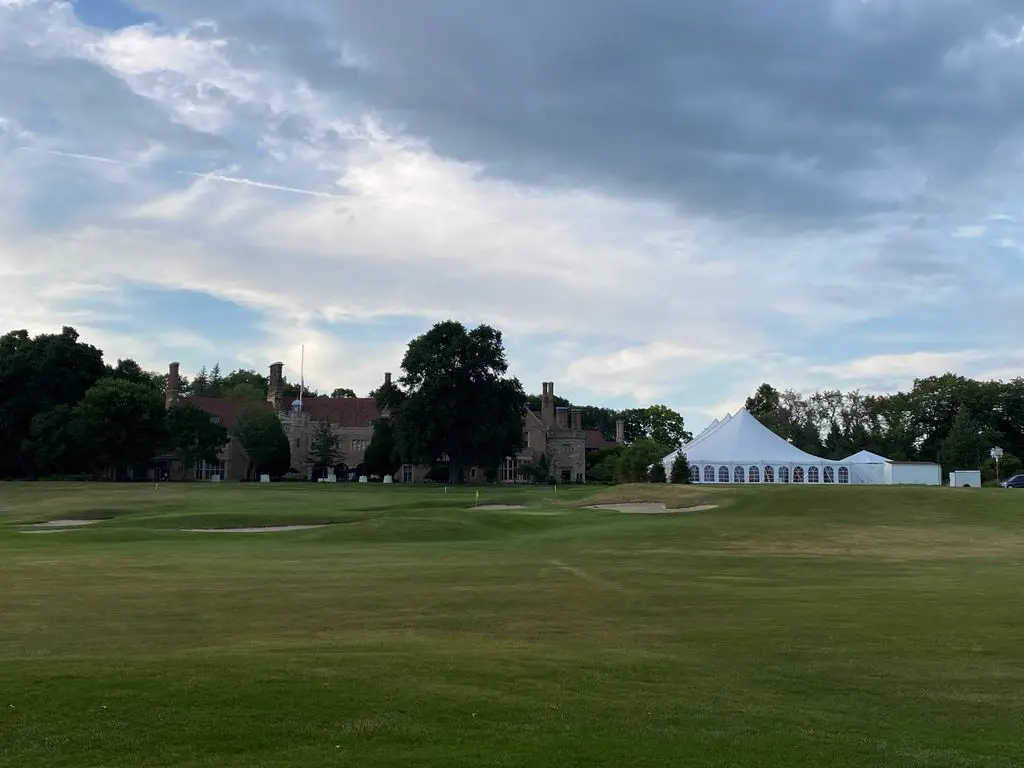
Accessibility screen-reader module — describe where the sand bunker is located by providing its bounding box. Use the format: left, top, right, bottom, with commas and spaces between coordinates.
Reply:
28, 519, 101, 527
588, 502, 719, 515
21, 529, 77, 534
181, 525, 330, 533
473, 504, 526, 510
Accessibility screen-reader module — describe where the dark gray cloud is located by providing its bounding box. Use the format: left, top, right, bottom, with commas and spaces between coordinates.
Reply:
124, 0, 1024, 225
0, 49, 229, 157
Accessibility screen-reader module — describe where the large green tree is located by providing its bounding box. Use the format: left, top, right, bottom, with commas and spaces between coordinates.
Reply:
22, 405, 83, 478
938, 404, 987, 472
614, 439, 671, 483
307, 420, 342, 479
392, 321, 528, 483
619, 405, 691, 448
0, 326, 106, 477
364, 418, 402, 478
166, 403, 229, 477
71, 378, 167, 478
235, 407, 292, 478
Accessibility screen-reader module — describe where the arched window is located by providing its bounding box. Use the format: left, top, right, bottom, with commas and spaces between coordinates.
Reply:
792, 466, 804, 483
778, 466, 790, 483
734, 466, 745, 483
763, 465, 775, 483
690, 465, 700, 483
703, 465, 715, 483
808, 466, 820, 483
748, 465, 761, 483
718, 466, 730, 483
838, 466, 850, 484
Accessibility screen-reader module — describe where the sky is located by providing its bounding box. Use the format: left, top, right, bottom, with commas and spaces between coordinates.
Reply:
2, 0, 1024, 431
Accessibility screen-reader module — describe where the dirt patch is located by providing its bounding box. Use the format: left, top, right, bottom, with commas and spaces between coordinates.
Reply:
580, 483, 725, 510
473, 504, 526, 510
27, 519, 102, 527
180, 525, 330, 533
588, 502, 720, 514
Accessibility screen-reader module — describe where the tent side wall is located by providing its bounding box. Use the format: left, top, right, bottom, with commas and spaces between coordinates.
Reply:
849, 463, 886, 485
888, 463, 941, 486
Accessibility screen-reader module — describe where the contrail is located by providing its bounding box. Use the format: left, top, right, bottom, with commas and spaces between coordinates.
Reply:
14, 146, 346, 199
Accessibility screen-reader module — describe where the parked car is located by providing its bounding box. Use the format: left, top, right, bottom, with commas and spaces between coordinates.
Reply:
1000, 474, 1024, 488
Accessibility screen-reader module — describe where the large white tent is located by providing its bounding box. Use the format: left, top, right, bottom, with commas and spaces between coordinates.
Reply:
659, 410, 941, 485
660, 408, 850, 484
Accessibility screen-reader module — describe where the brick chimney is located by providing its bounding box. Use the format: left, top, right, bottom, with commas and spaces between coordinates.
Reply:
571, 408, 582, 431
165, 361, 180, 408
268, 362, 284, 409
541, 381, 555, 428
615, 418, 625, 444
384, 372, 392, 385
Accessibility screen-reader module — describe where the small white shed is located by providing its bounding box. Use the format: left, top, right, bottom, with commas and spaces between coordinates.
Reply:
949, 470, 982, 488
884, 461, 941, 486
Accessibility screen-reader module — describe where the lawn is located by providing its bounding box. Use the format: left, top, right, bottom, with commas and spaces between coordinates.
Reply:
1, 481, 1022, 767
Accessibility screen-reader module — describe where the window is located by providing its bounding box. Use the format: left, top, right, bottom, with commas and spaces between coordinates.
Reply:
733, 466, 745, 483
792, 466, 804, 483
210, 415, 221, 424
522, 431, 530, 449
471, 468, 477, 479
808, 466, 820, 483
718, 466, 729, 483
838, 466, 850, 484
402, 464, 414, 483
352, 438, 370, 452
764, 465, 775, 483
295, 437, 300, 447
748, 465, 761, 483
778, 466, 790, 483
195, 460, 226, 481
703, 465, 715, 483
690, 465, 700, 483
823, 466, 835, 484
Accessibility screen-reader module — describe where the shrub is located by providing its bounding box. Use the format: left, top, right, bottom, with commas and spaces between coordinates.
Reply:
649, 461, 667, 483
670, 453, 691, 484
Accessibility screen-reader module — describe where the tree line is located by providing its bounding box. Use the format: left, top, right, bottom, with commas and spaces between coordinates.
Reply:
0, 322, 691, 482
744, 379, 1024, 480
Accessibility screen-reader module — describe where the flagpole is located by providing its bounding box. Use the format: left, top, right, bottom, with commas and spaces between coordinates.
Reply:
299, 344, 305, 408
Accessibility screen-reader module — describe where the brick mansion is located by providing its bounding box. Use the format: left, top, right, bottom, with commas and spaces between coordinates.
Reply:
164, 362, 623, 483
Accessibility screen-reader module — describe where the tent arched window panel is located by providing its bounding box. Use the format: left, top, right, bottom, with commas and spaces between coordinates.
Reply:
823, 466, 835, 484
793, 466, 804, 483
703, 465, 715, 483
718, 466, 730, 483
734, 466, 745, 483
777, 466, 790, 483
748, 465, 760, 483
763, 465, 775, 483
838, 466, 850, 484
808, 466, 820, 483
689, 465, 700, 483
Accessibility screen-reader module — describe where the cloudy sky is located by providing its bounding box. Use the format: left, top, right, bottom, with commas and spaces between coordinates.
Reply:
2, 0, 1023, 429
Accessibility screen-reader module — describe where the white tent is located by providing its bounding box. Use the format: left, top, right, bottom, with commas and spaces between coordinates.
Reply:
660, 408, 850, 484
841, 449, 889, 484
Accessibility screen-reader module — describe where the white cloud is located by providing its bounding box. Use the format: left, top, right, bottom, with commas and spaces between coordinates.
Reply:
2, 0, 1023, 430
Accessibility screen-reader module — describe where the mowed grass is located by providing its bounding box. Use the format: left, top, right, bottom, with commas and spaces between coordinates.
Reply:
1, 482, 1023, 767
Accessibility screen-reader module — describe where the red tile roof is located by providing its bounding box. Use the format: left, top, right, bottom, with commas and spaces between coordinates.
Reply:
586, 430, 618, 450
297, 397, 381, 428
183, 397, 272, 428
